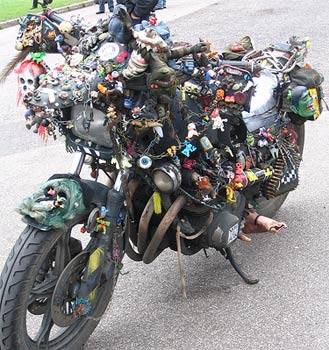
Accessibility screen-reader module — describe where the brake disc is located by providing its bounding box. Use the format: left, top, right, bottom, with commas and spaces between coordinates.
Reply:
51, 251, 90, 327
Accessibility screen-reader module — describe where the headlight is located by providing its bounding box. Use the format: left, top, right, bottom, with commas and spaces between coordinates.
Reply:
152, 163, 182, 193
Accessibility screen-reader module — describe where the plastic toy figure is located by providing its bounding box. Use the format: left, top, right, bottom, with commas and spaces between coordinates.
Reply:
289, 86, 316, 118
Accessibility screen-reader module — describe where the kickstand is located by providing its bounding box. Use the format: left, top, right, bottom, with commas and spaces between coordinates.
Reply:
221, 247, 259, 285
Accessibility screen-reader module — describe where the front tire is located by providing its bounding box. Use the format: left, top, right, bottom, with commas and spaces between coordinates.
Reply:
0, 225, 115, 350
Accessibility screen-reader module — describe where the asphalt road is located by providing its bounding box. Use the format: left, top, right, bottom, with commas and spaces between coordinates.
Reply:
0, 1, 329, 350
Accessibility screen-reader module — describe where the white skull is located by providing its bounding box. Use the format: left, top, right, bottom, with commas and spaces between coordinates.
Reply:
19, 69, 40, 96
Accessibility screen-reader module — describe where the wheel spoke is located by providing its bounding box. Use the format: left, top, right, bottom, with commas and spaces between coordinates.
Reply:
53, 234, 71, 275
28, 275, 58, 304
34, 307, 55, 347
28, 234, 71, 307
30, 234, 71, 343
32, 275, 58, 295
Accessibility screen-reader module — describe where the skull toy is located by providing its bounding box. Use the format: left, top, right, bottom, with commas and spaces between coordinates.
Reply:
15, 59, 46, 103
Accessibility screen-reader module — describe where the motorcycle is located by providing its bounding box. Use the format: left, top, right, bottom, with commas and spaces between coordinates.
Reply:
0, 0, 325, 349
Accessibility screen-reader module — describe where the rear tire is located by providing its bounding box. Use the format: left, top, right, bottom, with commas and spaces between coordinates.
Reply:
0, 225, 115, 350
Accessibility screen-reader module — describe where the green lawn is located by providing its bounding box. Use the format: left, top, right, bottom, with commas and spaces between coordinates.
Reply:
1, 0, 88, 22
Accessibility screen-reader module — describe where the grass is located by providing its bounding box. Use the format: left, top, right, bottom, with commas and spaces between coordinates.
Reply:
1, 0, 89, 22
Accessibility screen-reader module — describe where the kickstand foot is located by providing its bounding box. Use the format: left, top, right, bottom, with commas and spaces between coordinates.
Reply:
221, 247, 259, 285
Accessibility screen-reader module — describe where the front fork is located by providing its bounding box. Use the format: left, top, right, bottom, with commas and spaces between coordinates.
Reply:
70, 153, 127, 302
69, 152, 86, 176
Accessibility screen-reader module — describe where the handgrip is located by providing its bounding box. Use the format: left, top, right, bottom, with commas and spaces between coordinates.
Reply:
47, 10, 65, 25
219, 59, 262, 72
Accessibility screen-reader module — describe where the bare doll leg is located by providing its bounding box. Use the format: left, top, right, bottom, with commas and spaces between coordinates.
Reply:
242, 210, 287, 234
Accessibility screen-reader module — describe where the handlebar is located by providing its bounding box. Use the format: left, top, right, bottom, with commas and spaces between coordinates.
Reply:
218, 59, 262, 73
46, 9, 65, 25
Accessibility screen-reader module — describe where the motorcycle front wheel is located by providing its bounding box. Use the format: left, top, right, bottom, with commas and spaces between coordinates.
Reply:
256, 123, 305, 217
0, 224, 116, 350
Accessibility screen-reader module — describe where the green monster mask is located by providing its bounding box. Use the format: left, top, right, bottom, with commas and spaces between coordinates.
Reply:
17, 178, 86, 229
289, 85, 315, 118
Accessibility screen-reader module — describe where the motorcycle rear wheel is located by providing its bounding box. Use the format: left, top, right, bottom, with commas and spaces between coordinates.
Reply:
0, 224, 116, 350
256, 123, 305, 217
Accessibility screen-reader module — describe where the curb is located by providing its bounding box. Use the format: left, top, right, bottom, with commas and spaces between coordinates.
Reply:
0, 0, 95, 30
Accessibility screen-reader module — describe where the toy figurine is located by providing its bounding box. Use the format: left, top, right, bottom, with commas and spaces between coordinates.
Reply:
15, 59, 46, 104
186, 122, 199, 139
289, 86, 316, 118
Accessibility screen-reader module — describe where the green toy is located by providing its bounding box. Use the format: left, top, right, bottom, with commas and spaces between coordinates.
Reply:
17, 177, 86, 228
289, 86, 315, 118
